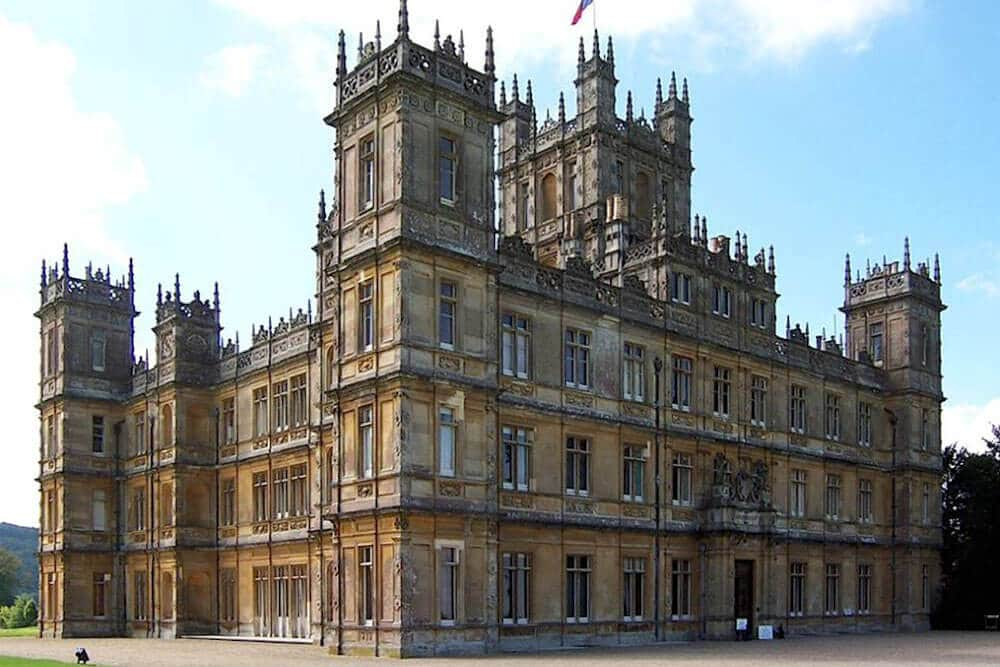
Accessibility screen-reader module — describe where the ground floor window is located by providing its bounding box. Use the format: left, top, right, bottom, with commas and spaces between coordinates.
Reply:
221, 569, 236, 622
502, 552, 530, 624
789, 562, 805, 616
671, 559, 692, 619
825, 563, 840, 615
857, 564, 872, 614
566, 555, 591, 622
253, 564, 308, 638
623, 557, 645, 621
439, 546, 460, 624
253, 567, 269, 636
92, 573, 108, 618
133, 572, 147, 621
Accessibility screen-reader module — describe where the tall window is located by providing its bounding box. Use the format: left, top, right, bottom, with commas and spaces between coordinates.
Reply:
672, 452, 693, 506
253, 472, 268, 523
272, 380, 289, 432
566, 163, 578, 211
439, 546, 460, 624
93, 573, 108, 617
671, 272, 691, 305
566, 555, 591, 622
290, 463, 307, 516
858, 479, 873, 523
91, 416, 105, 454
824, 393, 841, 440
789, 562, 805, 616
360, 136, 375, 210
564, 328, 591, 389
439, 281, 457, 348
92, 489, 106, 531
359, 405, 374, 479
45, 490, 55, 532
221, 569, 236, 622
922, 565, 930, 610
438, 406, 456, 477
921, 408, 930, 451
290, 375, 307, 428
359, 546, 374, 624
221, 478, 236, 526
713, 366, 731, 417
161, 404, 173, 447
750, 375, 768, 426
623, 557, 645, 621
922, 482, 931, 524
359, 281, 374, 352
671, 559, 692, 619
272, 467, 289, 519
789, 385, 806, 433
135, 412, 146, 455
750, 298, 768, 328
612, 159, 624, 195
540, 172, 557, 221
790, 469, 807, 517
130, 487, 146, 531
501, 313, 531, 379
565, 437, 590, 496
623, 343, 645, 402
869, 322, 884, 363
518, 181, 530, 230
857, 564, 872, 614
439, 136, 457, 203
712, 284, 731, 318
502, 553, 530, 624
825, 563, 840, 615
825, 473, 842, 519
921, 324, 930, 367
91, 330, 106, 372
253, 387, 268, 437
45, 415, 56, 459
623, 445, 645, 503
133, 572, 147, 621
46, 328, 58, 376
858, 401, 872, 447
222, 398, 236, 444
253, 567, 269, 636
635, 172, 651, 220
671, 356, 692, 410
502, 426, 531, 492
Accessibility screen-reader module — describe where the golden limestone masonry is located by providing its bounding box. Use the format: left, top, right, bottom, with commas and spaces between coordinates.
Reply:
35, 0, 943, 657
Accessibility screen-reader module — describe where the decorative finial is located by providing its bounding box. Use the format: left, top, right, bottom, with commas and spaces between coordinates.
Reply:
62, 243, 69, 277
607, 35, 614, 66
434, 20, 441, 50
375, 21, 381, 52
318, 189, 327, 222
398, 0, 409, 39
656, 78, 663, 108
526, 79, 533, 108
358, 32, 364, 60
174, 273, 181, 303
337, 31, 347, 77
558, 92, 566, 124
735, 229, 741, 260
768, 246, 775, 274
592, 28, 600, 59
459, 29, 465, 62
213, 281, 220, 311
682, 77, 689, 105
157, 283, 163, 306
786, 315, 791, 338
578, 36, 585, 66
499, 80, 506, 106
626, 91, 634, 122
485, 26, 495, 74
904, 236, 911, 270
669, 72, 677, 99
512, 74, 519, 102
933, 253, 940, 283
693, 214, 701, 243
845, 253, 852, 286
742, 233, 748, 262
128, 257, 135, 291
40, 259, 47, 289
701, 216, 708, 246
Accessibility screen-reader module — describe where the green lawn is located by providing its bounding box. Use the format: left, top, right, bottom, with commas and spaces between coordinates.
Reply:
0, 626, 36, 638
0, 657, 75, 666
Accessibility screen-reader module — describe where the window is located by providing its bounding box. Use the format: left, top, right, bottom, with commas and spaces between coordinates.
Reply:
135, 412, 146, 455
751, 376, 768, 426
922, 565, 930, 610
272, 467, 289, 519
133, 572, 147, 621
439, 546, 460, 624
789, 562, 805, 616
858, 479, 873, 523
502, 553, 530, 624
359, 280, 374, 352
221, 569, 236, 622
359, 405, 374, 479
359, 546, 374, 624
45, 490, 55, 532
439, 281, 457, 348
518, 181, 530, 230
750, 298, 768, 328
360, 136, 375, 210
825, 564, 840, 615
130, 487, 146, 531
623, 557, 645, 621
253, 567, 269, 635
439, 406, 456, 477
858, 402, 872, 447
222, 398, 236, 444
290, 463, 307, 516
541, 172, 557, 221
671, 356, 692, 410
567, 163, 579, 211
713, 366, 731, 417
90, 415, 105, 454
712, 284, 731, 318
161, 404, 173, 447
253, 472, 268, 523
46, 327, 58, 376
565, 437, 590, 496
612, 159, 624, 195
921, 324, 930, 367
921, 408, 930, 451
502, 426, 531, 492
253, 387, 268, 437
922, 482, 931, 524
566, 555, 591, 622
623, 445, 645, 503
91, 330, 106, 372
501, 313, 531, 378
272, 380, 289, 432
326, 347, 337, 389
789, 385, 806, 434
290, 375, 307, 428
45, 415, 56, 459
439, 136, 457, 203
869, 322, 884, 363
93, 573, 108, 617
825, 394, 841, 440
790, 469, 807, 517
636, 172, 651, 220
671, 272, 691, 305
45, 572, 57, 620
221, 478, 236, 526
857, 564, 872, 614
92, 490, 106, 531
671, 559, 692, 619
564, 328, 591, 389
623, 343, 645, 401
672, 452, 693, 506
825, 474, 842, 519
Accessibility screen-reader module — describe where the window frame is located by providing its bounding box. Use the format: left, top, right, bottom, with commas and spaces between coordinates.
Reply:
712, 365, 731, 418
501, 426, 531, 492
438, 135, 458, 205
824, 563, 841, 615
360, 135, 375, 211
671, 356, 693, 410
790, 469, 807, 518
824, 393, 841, 441
789, 385, 807, 434
91, 415, 105, 455
750, 375, 768, 427
623, 342, 645, 402
563, 328, 591, 390
858, 478, 873, 523
622, 557, 646, 622
359, 280, 375, 353
671, 272, 691, 305
623, 444, 646, 503
565, 436, 590, 496
502, 552, 531, 625
438, 280, 457, 349
825, 473, 842, 520
789, 562, 806, 617
501, 313, 531, 379
711, 284, 732, 318
438, 405, 457, 478
672, 452, 693, 506
358, 404, 375, 479
671, 558, 692, 620
565, 554, 591, 623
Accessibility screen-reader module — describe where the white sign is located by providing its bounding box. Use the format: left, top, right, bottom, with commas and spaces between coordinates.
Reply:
758, 625, 774, 640
736, 617, 748, 631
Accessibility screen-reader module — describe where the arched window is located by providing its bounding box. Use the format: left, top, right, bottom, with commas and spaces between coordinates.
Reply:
326, 346, 337, 389
636, 172, 651, 220
541, 173, 558, 222
161, 404, 173, 447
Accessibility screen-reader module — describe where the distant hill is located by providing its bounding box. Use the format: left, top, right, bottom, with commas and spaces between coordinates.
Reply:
0, 523, 38, 600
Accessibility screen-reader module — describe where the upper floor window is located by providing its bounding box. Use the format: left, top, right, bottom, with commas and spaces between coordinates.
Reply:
565, 437, 590, 496
750, 298, 768, 328
825, 473, 842, 520
566, 163, 579, 211
612, 159, 625, 195
253, 472, 268, 522
358, 405, 374, 479
502, 426, 531, 492
439, 406, 456, 477
824, 393, 841, 440
222, 398, 236, 444
712, 285, 731, 318
869, 322, 884, 364
921, 324, 930, 366
272, 380, 289, 432
635, 172, 651, 220
750, 375, 768, 427
439, 136, 457, 204
623, 343, 645, 402
252, 388, 268, 438
92, 416, 105, 454
92, 489, 106, 531
290, 374, 307, 428
564, 328, 591, 389
359, 280, 374, 352
91, 330, 106, 372
221, 478, 236, 526
858, 401, 872, 447
518, 181, 531, 230
921, 408, 930, 451
360, 136, 375, 211
922, 482, 931, 524
134, 412, 146, 455
671, 356, 692, 410
672, 452, 693, 506
45, 327, 58, 377
671, 273, 691, 305
790, 469, 807, 517
540, 172, 557, 221
439, 281, 457, 348
501, 313, 530, 379
712, 366, 731, 417
623, 444, 645, 503
857, 479, 873, 522
789, 385, 806, 434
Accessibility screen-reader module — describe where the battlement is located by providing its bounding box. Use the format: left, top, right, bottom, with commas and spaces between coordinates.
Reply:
843, 238, 942, 310
38, 244, 135, 314
155, 275, 220, 326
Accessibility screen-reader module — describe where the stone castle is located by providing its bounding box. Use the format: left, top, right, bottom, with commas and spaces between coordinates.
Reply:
35, 0, 944, 656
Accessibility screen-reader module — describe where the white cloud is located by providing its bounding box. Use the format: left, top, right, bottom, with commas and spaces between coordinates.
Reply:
0, 14, 147, 526
956, 272, 1000, 298
199, 43, 269, 97
942, 399, 1000, 452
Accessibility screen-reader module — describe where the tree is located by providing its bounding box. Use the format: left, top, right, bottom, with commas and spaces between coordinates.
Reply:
0, 548, 21, 607
0, 594, 38, 629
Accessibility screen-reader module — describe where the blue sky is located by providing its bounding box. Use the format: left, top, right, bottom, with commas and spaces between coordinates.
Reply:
2, 0, 998, 526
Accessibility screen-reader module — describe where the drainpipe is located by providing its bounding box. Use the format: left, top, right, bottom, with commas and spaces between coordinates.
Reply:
653, 357, 662, 642
885, 408, 898, 628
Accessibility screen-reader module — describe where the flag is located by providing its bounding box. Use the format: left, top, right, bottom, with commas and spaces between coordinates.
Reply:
571, 0, 594, 26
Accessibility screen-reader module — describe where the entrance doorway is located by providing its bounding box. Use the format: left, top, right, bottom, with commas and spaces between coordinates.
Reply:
734, 560, 754, 638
